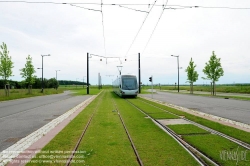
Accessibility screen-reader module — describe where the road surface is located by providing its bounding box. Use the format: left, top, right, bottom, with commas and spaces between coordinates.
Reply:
141, 91, 250, 125
0, 91, 92, 152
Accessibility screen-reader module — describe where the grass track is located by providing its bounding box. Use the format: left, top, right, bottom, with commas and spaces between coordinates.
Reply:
27, 90, 200, 165
73, 91, 138, 165
183, 134, 250, 166
139, 97, 250, 144
167, 124, 210, 135
115, 94, 199, 166
128, 98, 179, 119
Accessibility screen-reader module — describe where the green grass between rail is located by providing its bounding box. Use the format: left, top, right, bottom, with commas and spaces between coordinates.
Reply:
27, 91, 200, 165
139, 97, 250, 144
71, 91, 138, 165
183, 134, 250, 166
115, 94, 199, 166
167, 124, 210, 135
128, 99, 179, 119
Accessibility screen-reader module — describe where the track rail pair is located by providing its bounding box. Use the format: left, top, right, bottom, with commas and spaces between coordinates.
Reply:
138, 98, 250, 150
65, 93, 143, 166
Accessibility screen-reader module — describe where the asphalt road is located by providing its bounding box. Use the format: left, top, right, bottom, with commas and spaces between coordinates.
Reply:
141, 91, 250, 125
0, 91, 92, 152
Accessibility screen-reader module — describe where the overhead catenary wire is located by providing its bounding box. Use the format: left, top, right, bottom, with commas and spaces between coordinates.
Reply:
2, 1, 250, 10
142, 0, 168, 54
118, 5, 149, 13
124, 0, 158, 58
101, 0, 107, 57
70, 4, 101, 12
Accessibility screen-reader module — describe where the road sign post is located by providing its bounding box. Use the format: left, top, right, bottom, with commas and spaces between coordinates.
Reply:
149, 76, 153, 99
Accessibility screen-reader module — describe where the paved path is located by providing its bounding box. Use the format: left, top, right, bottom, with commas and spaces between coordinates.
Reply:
0, 91, 92, 152
141, 91, 250, 125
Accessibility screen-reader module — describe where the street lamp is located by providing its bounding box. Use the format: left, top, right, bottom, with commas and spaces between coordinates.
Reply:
55, 70, 60, 80
38, 54, 50, 93
171, 55, 180, 93
55, 70, 60, 90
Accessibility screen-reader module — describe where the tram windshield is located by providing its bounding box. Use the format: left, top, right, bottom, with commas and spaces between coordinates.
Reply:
122, 76, 137, 90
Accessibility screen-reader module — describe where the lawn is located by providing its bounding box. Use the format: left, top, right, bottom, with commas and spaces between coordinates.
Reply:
0, 88, 64, 101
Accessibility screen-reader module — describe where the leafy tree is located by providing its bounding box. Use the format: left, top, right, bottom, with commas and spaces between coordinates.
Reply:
202, 51, 224, 95
185, 58, 199, 94
0, 42, 14, 84
48, 78, 59, 89
20, 55, 36, 94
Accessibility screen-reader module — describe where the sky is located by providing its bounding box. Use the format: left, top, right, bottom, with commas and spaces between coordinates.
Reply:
0, 0, 250, 85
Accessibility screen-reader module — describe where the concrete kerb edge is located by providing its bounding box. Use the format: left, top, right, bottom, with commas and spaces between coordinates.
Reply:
140, 96, 250, 130
0, 94, 98, 166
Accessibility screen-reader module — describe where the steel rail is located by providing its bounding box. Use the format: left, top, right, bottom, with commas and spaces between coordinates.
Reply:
65, 92, 103, 166
138, 98, 250, 150
111, 98, 144, 166
126, 99, 219, 166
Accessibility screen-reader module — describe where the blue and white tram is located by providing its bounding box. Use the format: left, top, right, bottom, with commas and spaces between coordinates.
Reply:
113, 74, 138, 97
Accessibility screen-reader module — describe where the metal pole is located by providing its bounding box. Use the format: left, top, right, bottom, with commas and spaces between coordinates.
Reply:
42, 56, 44, 93
56, 70, 58, 90
87, 53, 89, 94
151, 75, 153, 99
138, 53, 141, 93
177, 56, 179, 93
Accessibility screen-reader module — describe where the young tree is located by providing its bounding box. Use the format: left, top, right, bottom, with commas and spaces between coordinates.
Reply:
185, 58, 199, 94
0, 42, 14, 85
202, 51, 224, 95
20, 55, 36, 94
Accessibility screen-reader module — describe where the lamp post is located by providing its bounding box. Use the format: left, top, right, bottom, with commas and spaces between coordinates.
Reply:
55, 70, 60, 90
55, 70, 60, 80
38, 54, 50, 93
171, 55, 180, 92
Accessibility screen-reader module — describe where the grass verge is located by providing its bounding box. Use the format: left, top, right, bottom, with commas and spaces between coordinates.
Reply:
0, 89, 64, 101
139, 97, 250, 144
